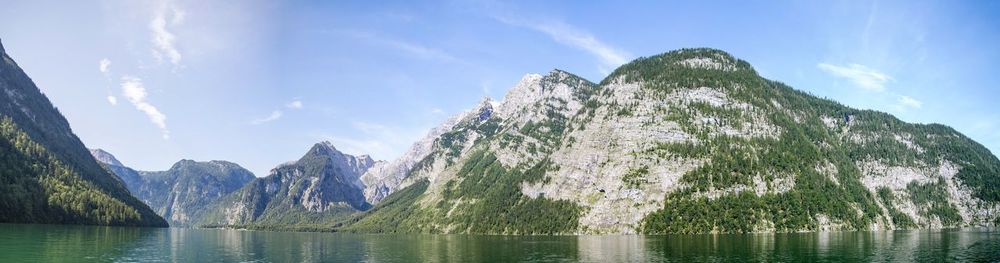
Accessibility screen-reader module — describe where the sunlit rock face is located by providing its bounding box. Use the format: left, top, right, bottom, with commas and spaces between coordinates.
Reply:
348, 48, 1000, 234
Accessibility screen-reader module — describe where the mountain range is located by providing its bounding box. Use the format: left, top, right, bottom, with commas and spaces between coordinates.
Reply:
2, 35, 998, 234
89, 149, 255, 226
195, 142, 375, 229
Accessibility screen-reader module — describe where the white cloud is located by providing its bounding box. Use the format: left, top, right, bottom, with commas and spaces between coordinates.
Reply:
251, 100, 303, 125
386, 39, 460, 63
99, 58, 116, 106
817, 63, 893, 92
495, 16, 631, 72
120, 76, 169, 139
251, 110, 283, 125
431, 108, 445, 114
99, 58, 111, 74
150, 1, 183, 66
897, 95, 923, 109
286, 100, 303, 109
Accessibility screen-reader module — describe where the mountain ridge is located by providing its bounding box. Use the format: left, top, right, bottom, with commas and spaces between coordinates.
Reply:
341, 47, 1000, 234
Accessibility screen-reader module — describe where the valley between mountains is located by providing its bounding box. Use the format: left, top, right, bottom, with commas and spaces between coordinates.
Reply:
3, 37, 998, 234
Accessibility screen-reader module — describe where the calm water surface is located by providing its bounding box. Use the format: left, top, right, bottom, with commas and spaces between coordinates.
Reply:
0, 224, 998, 262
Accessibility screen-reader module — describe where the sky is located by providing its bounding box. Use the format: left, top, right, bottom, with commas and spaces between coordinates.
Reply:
0, 0, 998, 177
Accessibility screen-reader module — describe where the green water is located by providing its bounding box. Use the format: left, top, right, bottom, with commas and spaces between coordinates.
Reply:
0, 224, 997, 262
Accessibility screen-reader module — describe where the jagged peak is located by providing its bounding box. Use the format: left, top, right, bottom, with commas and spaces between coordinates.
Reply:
307, 141, 344, 158
304, 141, 376, 168
477, 97, 495, 121
0, 37, 5, 54
89, 148, 123, 167
543, 69, 594, 85
310, 141, 342, 154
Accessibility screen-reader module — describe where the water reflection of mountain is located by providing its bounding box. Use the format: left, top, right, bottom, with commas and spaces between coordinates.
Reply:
0, 224, 145, 262
2, 225, 997, 261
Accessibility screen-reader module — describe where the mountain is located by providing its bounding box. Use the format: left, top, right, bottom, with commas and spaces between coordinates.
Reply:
90, 149, 255, 226
198, 142, 375, 229
343, 48, 1000, 234
0, 38, 166, 227
360, 102, 476, 204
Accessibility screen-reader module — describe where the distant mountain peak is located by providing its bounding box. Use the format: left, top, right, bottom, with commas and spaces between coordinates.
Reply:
356, 154, 375, 164
307, 141, 343, 158
0, 37, 5, 54
167, 159, 242, 172
544, 68, 589, 83
476, 97, 495, 121
89, 148, 124, 167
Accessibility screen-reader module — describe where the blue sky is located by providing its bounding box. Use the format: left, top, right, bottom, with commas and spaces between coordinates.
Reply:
0, 0, 997, 176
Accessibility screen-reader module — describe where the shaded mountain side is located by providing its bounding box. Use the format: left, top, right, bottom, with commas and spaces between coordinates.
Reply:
91, 149, 255, 227
0, 38, 165, 227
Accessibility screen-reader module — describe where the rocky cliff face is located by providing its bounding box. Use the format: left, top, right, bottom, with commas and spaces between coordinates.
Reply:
200, 142, 375, 226
91, 149, 255, 226
345, 48, 1000, 234
360, 98, 494, 204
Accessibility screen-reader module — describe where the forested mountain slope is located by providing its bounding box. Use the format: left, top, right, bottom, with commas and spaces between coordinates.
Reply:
0, 38, 166, 227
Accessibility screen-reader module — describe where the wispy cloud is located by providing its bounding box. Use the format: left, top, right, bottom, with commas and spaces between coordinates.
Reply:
387, 39, 460, 63
251, 110, 283, 125
890, 95, 924, 113
251, 99, 304, 125
98, 58, 118, 105
99, 58, 112, 74
818, 62, 927, 113
480, 80, 492, 95
493, 15, 631, 72
341, 30, 462, 64
817, 63, 893, 92
897, 95, 923, 109
120, 76, 169, 139
286, 100, 304, 109
150, 0, 184, 67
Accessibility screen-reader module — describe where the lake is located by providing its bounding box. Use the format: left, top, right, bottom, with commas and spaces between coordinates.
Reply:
0, 224, 998, 262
